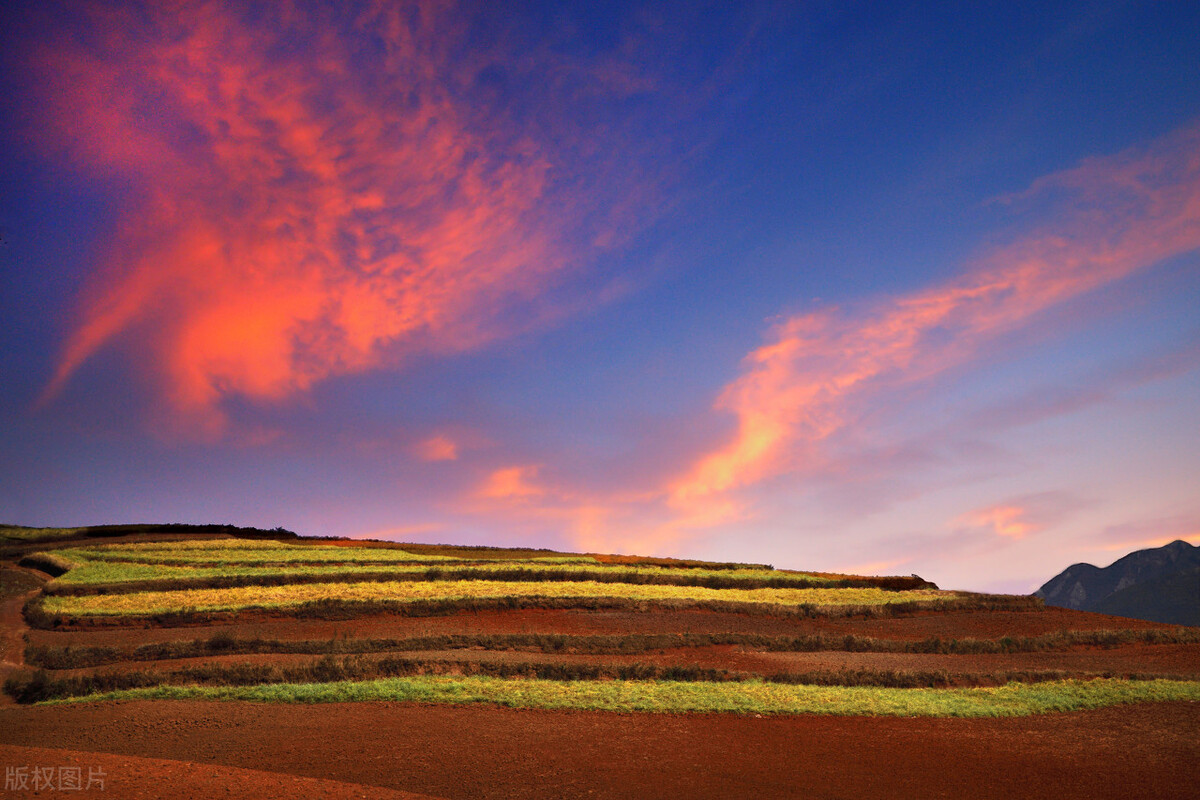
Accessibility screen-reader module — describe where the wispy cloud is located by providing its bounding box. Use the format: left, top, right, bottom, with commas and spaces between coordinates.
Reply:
28, 2, 660, 437
413, 435, 459, 463
473, 122, 1200, 555
953, 492, 1088, 541
665, 123, 1200, 524
958, 505, 1037, 539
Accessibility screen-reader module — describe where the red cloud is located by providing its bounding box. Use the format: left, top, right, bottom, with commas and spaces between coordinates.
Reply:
30, 3, 650, 436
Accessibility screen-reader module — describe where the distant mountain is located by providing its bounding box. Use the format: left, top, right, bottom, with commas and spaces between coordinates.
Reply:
1035, 540, 1199, 626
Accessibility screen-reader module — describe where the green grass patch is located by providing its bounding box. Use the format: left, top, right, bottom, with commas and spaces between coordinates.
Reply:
2, 526, 89, 542
43, 559, 843, 596
57, 540, 449, 565
10, 652, 1155, 703
41, 676, 1200, 716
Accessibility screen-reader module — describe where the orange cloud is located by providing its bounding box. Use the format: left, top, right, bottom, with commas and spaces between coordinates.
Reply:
471, 464, 682, 555
958, 505, 1037, 540
30, 3, 650, 437
667, 123, 1200, 516
478, 466, 547, 501
413, 435, 459, 462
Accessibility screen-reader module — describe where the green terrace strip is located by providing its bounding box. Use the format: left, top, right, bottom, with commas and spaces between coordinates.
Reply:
1, 526, 89, 542
38, 560, 854, 596
9, 653, 1187, 703
52, 548, 603, 568
29, 594, 1041, 629
39, 676, 1200, 717
39, 580, 948, 618
28, 628, 1200, 670
43, 539, 777, 570
51, 541, 460, 565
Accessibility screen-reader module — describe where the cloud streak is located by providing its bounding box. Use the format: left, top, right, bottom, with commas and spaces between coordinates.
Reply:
666, 123, 1200, 522
29, 2, 657, 436
476, 122, 1200, 554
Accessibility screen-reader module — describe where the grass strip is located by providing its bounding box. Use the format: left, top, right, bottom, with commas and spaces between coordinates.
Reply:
11, 652, 1174, 703
39, 580, 947, 618
38, 675, 1200, 717
29, 628, 1200, 670
44, 565, 896, 596
26, 593, 1042, 630
2, 526, 89, 542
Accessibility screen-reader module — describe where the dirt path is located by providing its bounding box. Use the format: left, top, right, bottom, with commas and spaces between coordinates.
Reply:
2, 699, 1197, 799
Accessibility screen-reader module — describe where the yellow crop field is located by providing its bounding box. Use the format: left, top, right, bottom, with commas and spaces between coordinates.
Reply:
42, 579, 947, 616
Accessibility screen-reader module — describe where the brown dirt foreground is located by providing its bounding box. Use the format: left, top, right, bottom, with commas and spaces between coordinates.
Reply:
2, 700, 1198, 800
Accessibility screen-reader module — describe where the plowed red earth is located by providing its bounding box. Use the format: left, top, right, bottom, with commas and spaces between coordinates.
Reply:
25, 605, 1172, 649
39, 641, 1200, 682
2, 700, 1197, 799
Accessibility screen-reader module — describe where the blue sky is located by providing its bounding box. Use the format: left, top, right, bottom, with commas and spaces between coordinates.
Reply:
2, 1, 1199, 591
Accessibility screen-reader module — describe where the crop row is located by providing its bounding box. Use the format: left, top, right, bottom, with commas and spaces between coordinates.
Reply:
22, 673, 1200, 717
38, 580, 947, 618
27, 627, 1200, 670
26, 592, 1042, 629
38, 552, 802, 586
10, 649, 1194, 704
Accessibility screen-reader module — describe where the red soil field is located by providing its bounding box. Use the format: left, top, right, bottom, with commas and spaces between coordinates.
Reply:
4, 541, 1199, 798
25, 605, 1176, 650
34, 642, 1200, 684
2, 700, 1197, 799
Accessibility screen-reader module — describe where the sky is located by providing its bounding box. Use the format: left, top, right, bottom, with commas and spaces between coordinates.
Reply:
2, 1, 1199, 593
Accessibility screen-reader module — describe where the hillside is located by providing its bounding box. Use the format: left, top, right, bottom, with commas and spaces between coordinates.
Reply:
1, 527, 1198, 799
1036, 540, 1200, 625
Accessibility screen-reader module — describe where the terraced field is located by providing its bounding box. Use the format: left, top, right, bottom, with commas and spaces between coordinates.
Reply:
3, 532, 1198, 799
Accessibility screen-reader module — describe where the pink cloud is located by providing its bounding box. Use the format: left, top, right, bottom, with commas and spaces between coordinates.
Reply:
953, 492, 1089, 541
666, 123, 1200, 520
29, 3, 658, 438
413, 435, 460, 463
957, 505, 1037, 540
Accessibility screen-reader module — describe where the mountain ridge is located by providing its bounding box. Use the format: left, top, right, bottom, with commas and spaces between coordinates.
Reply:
1036, 540, 1199, 625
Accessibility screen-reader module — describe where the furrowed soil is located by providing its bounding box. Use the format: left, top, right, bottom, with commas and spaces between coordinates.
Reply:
2, 700, 1197, 799
33, 643, 1200, 683
25, 606, 1173, 649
